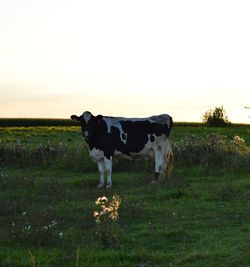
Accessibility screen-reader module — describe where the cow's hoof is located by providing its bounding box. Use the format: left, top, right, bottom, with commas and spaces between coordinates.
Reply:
150, 180, 158, 186
105, 183, 112, 189
97, 183, 105, 188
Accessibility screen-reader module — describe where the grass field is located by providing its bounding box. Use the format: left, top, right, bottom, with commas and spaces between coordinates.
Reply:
0, 122, 250, 266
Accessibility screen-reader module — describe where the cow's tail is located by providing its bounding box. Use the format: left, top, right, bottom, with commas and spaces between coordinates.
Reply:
165, 141, 174, 177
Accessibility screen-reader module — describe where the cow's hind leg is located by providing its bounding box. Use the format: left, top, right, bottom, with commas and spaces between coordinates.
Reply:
97, 160, 105, 188
153, 147, 167, 183
104, 157, 113, 188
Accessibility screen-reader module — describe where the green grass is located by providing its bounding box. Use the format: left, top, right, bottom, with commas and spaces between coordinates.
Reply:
0, 123, 250, 266
1, 167, 250, 266
1, 123, 249, 147
0, 126, 81, 147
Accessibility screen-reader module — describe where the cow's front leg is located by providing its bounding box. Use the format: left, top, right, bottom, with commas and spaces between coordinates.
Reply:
97, 160, 105, 188
104, 156, 113, 188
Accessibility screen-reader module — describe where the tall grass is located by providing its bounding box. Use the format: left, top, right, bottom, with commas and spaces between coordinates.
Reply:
0, 140, 95, 172
1, 134, 249, 173
173, 133, 250, 170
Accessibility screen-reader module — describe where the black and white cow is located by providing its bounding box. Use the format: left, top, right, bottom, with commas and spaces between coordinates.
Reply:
71, 111, 173, 188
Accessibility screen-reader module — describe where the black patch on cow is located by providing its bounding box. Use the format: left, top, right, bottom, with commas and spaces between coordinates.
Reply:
118, 120, 171, 154
150, 135, 155, 142
85, 116, 116, 159
77, 115, 86, 134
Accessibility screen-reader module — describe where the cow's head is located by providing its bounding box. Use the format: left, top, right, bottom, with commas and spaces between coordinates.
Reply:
71, 111, 104, 141
71, 111, 93, 140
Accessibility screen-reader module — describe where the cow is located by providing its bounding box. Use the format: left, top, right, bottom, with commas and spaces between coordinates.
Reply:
71, 111, 173, 188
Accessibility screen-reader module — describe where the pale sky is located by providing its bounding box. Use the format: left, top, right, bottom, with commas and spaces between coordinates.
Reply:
0, 0, 250, 123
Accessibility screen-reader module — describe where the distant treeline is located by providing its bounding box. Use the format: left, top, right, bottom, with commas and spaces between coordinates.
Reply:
0, 118, 248, 127
0, 118, 203, 127
0, 118, 78, 127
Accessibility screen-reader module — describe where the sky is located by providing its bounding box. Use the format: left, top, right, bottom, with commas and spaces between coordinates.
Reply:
0, 0, 250, 123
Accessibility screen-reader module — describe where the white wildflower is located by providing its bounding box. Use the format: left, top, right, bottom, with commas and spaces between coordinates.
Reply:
95, 196, 108, 205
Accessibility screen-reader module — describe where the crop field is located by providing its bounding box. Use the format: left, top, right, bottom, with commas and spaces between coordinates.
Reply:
0, 121, 250, 266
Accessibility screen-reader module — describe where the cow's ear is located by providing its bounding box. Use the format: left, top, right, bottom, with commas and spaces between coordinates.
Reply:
96, 115, 103, 123
71, 115, 80, 121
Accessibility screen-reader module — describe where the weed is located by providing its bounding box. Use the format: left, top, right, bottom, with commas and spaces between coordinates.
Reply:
93, 195, 121, 248
27, 250, 36, 267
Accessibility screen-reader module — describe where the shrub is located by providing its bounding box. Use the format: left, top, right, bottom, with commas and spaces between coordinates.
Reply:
0, 140, 95, 172
202, 106, 230, 127
172, 133, 249, 170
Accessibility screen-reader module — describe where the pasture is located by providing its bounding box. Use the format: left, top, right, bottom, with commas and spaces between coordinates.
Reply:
0, 122, 250, 266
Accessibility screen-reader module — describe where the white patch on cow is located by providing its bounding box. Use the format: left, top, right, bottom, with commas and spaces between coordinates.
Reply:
83, 131, 89, 139
96, 157, 113, 188
103, 117, 128, 144
149, 114, 171, 127
88, 148, 113, 188
154, 139, 169, 173
127, 134, 170, 180
103, 117, 113, 133
97, 161, 105, 188
120, 132, 127, 144
104, 157, 112, 188
83, 111, 92, 123
103, 114, 170, 125
89, 148, 104, 162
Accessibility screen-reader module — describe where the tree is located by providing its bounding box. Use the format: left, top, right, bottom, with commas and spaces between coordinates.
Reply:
202, 106, 230, 127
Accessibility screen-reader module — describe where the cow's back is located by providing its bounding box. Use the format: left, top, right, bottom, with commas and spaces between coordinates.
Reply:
102, 114, 172, 156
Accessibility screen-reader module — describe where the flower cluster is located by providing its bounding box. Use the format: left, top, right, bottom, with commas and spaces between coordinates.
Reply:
10, 211, 64, 240
233, 135, 246, 151
43, 220, 58, 231
93, 195, 121, 224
